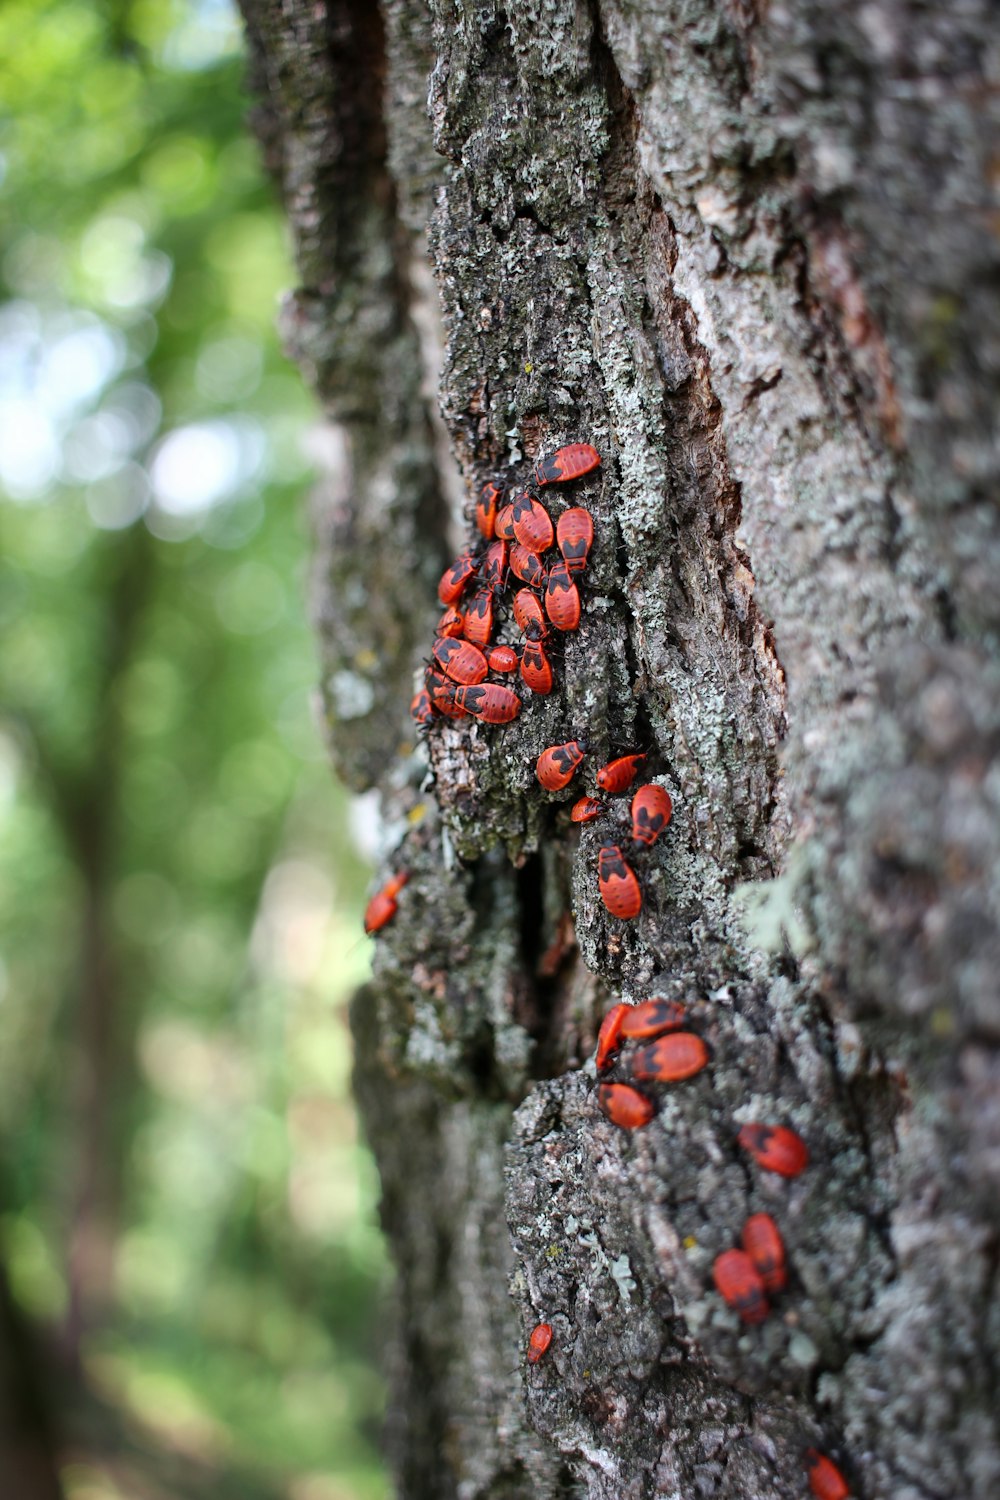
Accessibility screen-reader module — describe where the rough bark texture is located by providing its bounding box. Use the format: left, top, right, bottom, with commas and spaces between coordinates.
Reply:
237, 2, 1000, 1497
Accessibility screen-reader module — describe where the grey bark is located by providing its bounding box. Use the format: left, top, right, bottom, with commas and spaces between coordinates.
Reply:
237, 2, 1000, 1497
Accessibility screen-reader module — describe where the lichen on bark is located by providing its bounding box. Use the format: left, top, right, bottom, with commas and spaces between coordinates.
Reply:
239, 0, 1000, 1495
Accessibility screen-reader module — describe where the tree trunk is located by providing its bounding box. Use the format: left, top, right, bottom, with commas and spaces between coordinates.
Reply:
0, 1260, 65, 1500
236, 2, 1000, 1497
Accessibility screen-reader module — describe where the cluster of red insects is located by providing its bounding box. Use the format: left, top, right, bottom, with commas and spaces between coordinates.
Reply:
368, 442, 645, 935
360, 442, 850, 1497
409, 442, 599, 730
535, 742, 671, 919
526, 994, 851, 1500
365, 444, 600, 934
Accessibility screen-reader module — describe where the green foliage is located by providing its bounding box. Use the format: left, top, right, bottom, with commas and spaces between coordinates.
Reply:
0, 2, 388, 1495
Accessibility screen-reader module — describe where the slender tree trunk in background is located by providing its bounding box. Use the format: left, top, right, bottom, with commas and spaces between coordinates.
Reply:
0, 1261, 65, 1500
55, 530, 154, 1365
238, 3, 1000, 1497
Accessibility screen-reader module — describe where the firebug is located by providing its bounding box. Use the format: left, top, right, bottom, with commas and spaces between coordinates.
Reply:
595, 1004, 628, 1073
437, 604, 465, 638
495, 502, 516, 540
513, 588, 546, 636
534, 443, 601, 486
520, 621, 553, 695
630, 784, 673, 847
410, 686, 434, 727
804, 1450, 851, 1500
741, 1213, 787, 1294
437, 551, 478, 606
481, 538, 508, 593
629, 1033, 709, 1082
511, 491, 555, 553
526, 1322, 552, 1364
596, 753, 646, 794
425, 669, 467, 719
556, 505, 594, 572
463, 589, 494, 648
597, 844, 642, 920
535, 740, 586, 792
619, 997, 687, 1039
476, 480, 502, 540
510, 541, 547, 587
488, 644, 518, 674
432, 636, 488, 685
544, 560, 581, 632
453, 682, 522, 723
737, 1123, 809, 1178
597, 1081, 655, 1129
364, 871, 409, 935
570, 796, 603, 823
712, 1248, 769, 1324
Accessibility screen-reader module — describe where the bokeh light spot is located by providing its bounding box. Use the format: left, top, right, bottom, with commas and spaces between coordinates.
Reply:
149, 418, 264, 517
196, 331, 263, 402
85, 463, 151, 529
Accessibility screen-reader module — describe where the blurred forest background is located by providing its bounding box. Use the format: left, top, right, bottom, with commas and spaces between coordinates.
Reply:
0, 0, 390, 1495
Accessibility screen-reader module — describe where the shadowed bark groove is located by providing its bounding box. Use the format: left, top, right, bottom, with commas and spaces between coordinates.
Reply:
239, 1, 1000, 1496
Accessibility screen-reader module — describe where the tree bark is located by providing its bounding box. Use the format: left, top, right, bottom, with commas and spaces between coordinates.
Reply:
237, 2, 1000, 1497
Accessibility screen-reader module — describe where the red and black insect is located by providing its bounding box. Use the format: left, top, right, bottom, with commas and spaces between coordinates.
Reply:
364, 871, 409, 935
556, 506, 594, 573
438, 551, 478, 606
453, 682, 522, 723
520, 620, 553, 695
510, 541, 547, 587
534, 443, 601, 486
713, 1248, 769, 1325
598, 1081, 654, 1129
619, 997, 687, 1039
426, 669, 467, 719
513, 587, 546, 636
488, 644, 518, 674
545, 560, 581, 632
481, 538, 508, 593
462, 589, 494, 648
526, 1322, 553, 1364
597, 844, 642, 920
437, 604, 465, 638
432, 636, 488, 685
495, 501, 516, 540
596, 1003, 628, 1073
629, 1032, 709, 1082
570, 795, 603, 824
596, 753, 647, 794
535, 739, 586, 792
410, 686, 434, 727
511, 490, 555, 553
630, 784, 673, 847
804, 1450, 851, 1500
476, 480, 503, 540
737, 1123, 810, 1178
741, 1213, 787, 1294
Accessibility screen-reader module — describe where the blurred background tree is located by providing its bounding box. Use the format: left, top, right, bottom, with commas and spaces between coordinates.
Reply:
0, 1, 389, 1496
